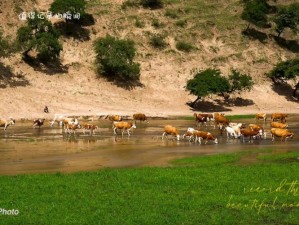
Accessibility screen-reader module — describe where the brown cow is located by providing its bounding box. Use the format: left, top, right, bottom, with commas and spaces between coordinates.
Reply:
33, 119, 45, 128
162, 125, 180, 141
182, 128, 200, 143
271, 113, 287, 123
271, 122, 288, 129
0, 118, 15, 131
240, 129, 262, 142
65, 124, 80, 134
271, 128, 294, 141
113, 121, 136, 136
82, 124, 98, 135
105, 115, 122, 122
194, 114, 209, 127
248, 124, 266, 139
193, 130, 218, 144
214, 114, 229, 134
133, 113, 149, 123
256, 113, 267, 121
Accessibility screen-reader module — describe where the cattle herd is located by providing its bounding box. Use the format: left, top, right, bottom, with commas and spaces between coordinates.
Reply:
0, 112, 296, 143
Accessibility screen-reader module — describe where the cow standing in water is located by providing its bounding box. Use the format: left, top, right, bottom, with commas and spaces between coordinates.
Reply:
0, 118, 15, 131
133, 113, 149, 123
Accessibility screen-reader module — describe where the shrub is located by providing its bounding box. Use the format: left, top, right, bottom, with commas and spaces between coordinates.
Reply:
228, 70, 254, 92
149, 34, 167, 49
175, 19, 187, 27
0, 30, 10, 57
165, 9, 179, 19
94, 35, 140, 81
268, 58, 299, 81
50, 0, 86, 22
151, 18, 165, 28
121, 0, 139, 9
16, 13, 62, 62
175, 41, 194, 52
135, 18, 145, 28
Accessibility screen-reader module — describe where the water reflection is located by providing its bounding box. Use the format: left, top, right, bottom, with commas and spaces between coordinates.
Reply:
0, 115, 298, 174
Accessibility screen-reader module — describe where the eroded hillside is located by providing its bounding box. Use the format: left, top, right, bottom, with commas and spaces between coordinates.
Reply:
0, 0, 298, 119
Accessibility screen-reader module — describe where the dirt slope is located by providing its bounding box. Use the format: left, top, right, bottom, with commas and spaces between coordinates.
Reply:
0, 0, 298, 120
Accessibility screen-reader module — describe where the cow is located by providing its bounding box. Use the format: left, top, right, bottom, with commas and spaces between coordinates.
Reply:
194, 113, 215, 126
82, 124, 98, 135
193, 130, 218, 144
225, 126, 238, 139
214, 114, 229, 134
182, 127, 201, 143
256, 113, 267, 121
230, 123, 246, 138
33, 119, 45, 128
50, 114, 68, 127
0, 118, 15, 131
271, 113, 288, 123
249, 124, 266, 139
113, 121, 136, 136
65, 123, 80, 134
61, 118, 80, 132
240, 129, 262, 143
194, 114, 209, 127
133, 113, 149, 123
271, 128, 294, 142
162, 125, 180, 141
105, 115, 122, 122
271, 122, 288, 129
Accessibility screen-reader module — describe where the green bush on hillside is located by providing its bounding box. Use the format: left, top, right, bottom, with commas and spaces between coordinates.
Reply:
175, 41, 194, 52
94, 35, 140, 81
149, 34, 167, 49
16, 12, 62, 62
0, 30, 10, 57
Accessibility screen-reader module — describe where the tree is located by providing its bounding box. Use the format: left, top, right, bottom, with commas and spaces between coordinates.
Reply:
16, 13, 62, 62
185, 69, 230, 105
186, 68, 254, 106
268, 59, 299, 97
274, 4, 299, 37
228, 69, 254, 92
50, 0, 86, 22
94, 35, 140, 81
241, 0, 271, 30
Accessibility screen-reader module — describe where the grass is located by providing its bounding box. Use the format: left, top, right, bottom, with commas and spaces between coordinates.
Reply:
0, 151, 299, 224
226, 114, 255, 120
175, 40, 194, 52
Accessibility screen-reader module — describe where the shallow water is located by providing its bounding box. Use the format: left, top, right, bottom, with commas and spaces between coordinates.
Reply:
0, 116, 298, 175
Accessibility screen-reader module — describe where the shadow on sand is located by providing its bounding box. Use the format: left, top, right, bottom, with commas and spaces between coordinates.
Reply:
187, 100, 232, 112
271, 82, 299, 103
0, 62, 30, 88
23, 55, 68, 75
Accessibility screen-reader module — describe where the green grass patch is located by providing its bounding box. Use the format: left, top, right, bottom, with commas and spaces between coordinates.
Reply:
1, 151, 299, 224
258, 151, 299, 163
172, 153, 241, 167
226, 114, 255, 120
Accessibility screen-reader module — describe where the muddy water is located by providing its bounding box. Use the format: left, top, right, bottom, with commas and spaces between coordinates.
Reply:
0, 116, 298, 175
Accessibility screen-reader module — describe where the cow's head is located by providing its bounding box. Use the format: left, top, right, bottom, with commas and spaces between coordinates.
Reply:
9, 118, 15, 125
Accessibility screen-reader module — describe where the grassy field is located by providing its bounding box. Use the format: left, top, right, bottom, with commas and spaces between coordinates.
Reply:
0, 150, 299, 224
